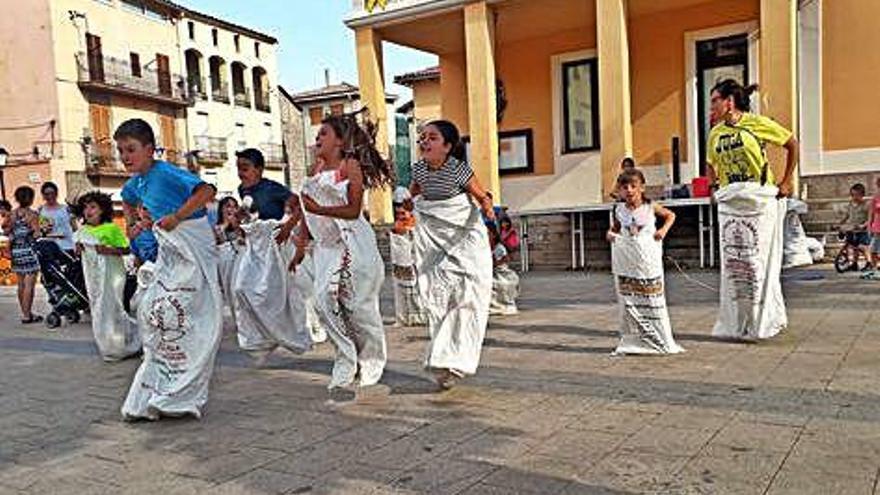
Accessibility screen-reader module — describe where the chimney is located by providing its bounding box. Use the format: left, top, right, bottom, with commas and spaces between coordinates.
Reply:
324, 69, 330, 87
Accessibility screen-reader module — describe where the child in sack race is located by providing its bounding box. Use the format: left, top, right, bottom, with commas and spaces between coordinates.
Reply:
606, 168, 684, 355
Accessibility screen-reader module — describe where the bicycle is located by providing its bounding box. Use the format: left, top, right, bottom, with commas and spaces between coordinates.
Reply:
833, 230, 871, 273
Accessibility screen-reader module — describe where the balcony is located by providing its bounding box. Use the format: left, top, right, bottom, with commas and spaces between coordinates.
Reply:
194, 136, 229, 167
86, 145, 131, 178
211, 82, 230, 103
255, 91, 271, 113
234, 88, 251, 108
260, 142, 285, 170
76, 52, 190, 107
162, 149, 185, 166
188, 75, 207, 100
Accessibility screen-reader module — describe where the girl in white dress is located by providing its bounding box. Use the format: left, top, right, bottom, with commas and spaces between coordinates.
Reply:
606, 169, 684, 355
289, 111, 393, 396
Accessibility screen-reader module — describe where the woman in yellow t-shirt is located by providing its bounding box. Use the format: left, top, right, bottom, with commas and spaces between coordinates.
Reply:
705, 79, 798, 197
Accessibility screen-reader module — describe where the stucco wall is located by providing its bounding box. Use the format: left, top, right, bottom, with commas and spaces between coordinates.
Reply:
822, 0, 880, 152
0, 0, 60, 198
411, 80, 442, 124
628, 0, 759, 170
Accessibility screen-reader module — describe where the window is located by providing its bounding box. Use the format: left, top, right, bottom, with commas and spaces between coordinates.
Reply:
85, 33, 104, 82
120, 0, 167, 21
130, 52, 141, 77
212, 28, 218, 47
309, 107, 323, 126
561, 58, 599, 153
330, 103, 344, 116
235, 123, 246, 149
187, 21, 195, 40
255, 42, 260, 59
234, 34, 240, 53
156, 53, 171, 96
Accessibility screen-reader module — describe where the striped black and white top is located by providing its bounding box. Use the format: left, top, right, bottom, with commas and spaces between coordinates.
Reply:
411, 157, 474, 201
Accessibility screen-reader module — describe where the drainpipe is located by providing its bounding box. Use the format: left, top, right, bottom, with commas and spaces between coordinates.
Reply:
170, 10, 192, 171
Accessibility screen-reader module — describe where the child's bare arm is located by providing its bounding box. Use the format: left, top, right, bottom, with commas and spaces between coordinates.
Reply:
157, 184, 216, 231
465, 176, 494, 220
654, 203, 676, 240
606, 215, 621, 242
94, 245, 130, 256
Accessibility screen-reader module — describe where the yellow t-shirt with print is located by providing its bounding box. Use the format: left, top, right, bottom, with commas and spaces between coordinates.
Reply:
706, 113, 792, 187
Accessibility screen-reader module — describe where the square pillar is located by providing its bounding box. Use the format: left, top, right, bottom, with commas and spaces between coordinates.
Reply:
596, 0, 633, 200
760, 0, 798, 187
355, 26, 393, 224
464, 1, 501, 201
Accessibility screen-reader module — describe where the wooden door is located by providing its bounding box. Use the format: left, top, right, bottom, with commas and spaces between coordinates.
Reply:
86, 33, 104, 82
156, 53, 171, 96
89, 103, 112, 166
159, 113, 178, 162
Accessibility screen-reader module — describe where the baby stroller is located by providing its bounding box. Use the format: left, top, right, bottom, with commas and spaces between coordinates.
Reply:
33, 239, 89, 328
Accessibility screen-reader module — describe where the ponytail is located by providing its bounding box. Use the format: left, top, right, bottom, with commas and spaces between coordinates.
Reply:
712, 79, 758, 112
427, 119, 466, 162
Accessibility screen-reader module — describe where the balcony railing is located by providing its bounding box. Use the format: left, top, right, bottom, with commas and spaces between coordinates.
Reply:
233, 87, 251, 108
188, 75, 207, 100
211, 82, 230, 103
162, 148, 185, 165
255, 91, 271, 112
260, 142, 285, 170
194, 136, 229, 166
76, 52, 189, 106
87, 144, 131, 178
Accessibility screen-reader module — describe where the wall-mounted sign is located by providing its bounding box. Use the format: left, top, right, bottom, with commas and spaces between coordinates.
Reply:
366, 0, 389, 13
28, 173, 41, 183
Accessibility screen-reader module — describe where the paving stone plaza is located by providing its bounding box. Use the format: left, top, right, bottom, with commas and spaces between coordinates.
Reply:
1, 267, 878, 494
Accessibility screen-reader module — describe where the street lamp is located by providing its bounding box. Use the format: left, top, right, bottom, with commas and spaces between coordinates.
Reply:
0, 147, 8, 201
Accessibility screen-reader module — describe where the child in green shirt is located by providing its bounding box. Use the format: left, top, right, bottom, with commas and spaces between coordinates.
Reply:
73, 191, 141, 361
75, 192, 129, 256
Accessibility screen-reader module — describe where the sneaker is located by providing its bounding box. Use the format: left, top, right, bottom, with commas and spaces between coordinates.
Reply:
434, 369, 463, 390
327, 387, 356, 403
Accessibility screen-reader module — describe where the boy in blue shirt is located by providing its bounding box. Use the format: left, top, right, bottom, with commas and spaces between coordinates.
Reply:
236, 148, 300, 243
114, 118, 221, 421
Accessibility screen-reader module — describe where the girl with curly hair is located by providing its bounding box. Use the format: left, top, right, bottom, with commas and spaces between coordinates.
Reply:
73, 191, 141, 361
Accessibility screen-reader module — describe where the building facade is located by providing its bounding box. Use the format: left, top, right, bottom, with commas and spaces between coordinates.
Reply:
177, 7, 285, 196
278, 85, 307, 191
348, 0, 879, 219
0, 0, 286, 202
1, 0, 188, 200
290, 79, 398, 170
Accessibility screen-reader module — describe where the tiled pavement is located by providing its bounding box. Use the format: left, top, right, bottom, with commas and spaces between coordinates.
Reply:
1, 266, 878, 494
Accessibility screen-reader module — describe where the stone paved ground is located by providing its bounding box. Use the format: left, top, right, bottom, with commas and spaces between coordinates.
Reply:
1, 266, 879, 495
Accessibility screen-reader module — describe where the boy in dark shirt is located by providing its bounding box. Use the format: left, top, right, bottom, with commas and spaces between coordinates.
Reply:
236, 148, 300, 244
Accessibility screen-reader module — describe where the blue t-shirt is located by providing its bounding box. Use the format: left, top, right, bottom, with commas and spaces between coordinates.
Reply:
238, 178, 292, 221
121, 161, 208, 221
130, 230, 158, 263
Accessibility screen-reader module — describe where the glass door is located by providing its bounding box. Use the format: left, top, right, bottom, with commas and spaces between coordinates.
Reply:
696, 34, 748, 176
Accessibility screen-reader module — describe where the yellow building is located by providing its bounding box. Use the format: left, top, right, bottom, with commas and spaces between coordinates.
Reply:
1, 0, 190, 201
348, 0, 879, 222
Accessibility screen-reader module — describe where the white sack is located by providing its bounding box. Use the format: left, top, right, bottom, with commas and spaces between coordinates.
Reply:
390, 231, 427, 326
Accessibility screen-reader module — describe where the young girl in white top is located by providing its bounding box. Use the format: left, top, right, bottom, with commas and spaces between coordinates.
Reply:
606, 169, 684, 355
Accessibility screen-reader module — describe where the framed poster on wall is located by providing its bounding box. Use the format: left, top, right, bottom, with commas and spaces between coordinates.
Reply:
463, 128, 534, 175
